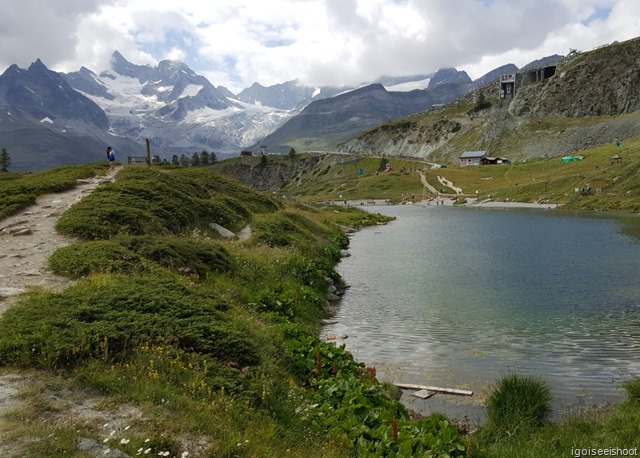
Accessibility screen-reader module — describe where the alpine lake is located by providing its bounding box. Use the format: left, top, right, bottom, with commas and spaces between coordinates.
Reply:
323, 203, 640, 424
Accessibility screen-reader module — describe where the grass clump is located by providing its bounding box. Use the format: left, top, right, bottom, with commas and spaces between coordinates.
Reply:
48, 240, 141, 277
119, 236, 234, 278
485, 372, 552, 431
0, 164, 103, 218
622, 378, 640, 404
250, 211, 321, 249
55, 167, 279, 240
0, 273, 258, 373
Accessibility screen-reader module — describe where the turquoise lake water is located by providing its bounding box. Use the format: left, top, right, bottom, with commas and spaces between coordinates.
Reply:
324, 204, 640, 422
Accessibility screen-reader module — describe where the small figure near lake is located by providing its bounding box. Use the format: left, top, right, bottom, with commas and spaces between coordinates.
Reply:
106, 146, 115, 169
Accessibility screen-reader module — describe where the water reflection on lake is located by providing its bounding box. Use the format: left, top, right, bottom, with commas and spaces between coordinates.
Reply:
324, 204, 640, 423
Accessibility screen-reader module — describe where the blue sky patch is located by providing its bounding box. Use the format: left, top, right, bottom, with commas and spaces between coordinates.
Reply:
582, 5, 613, 25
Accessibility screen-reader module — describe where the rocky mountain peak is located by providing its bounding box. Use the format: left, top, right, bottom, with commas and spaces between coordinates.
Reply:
110, 50, 153, 82
428, 68, 471, 88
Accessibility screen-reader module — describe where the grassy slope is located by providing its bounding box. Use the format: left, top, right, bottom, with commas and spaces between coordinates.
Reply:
4, 164, 446, 457
280, 136, 640, 212
2, 161, 639, 457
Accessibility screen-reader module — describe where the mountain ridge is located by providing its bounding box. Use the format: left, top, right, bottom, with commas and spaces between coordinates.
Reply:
0, 41, 612, 171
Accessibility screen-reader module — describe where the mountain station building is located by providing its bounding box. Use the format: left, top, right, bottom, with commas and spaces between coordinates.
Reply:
459, 151, 510, 166
459, 151, 487, 166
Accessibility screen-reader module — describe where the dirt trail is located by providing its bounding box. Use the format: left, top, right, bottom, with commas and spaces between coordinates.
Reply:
417, 170, 439, 195
437, 176, 463, 194
0, 167, 121, 316
0, 167, 135, 457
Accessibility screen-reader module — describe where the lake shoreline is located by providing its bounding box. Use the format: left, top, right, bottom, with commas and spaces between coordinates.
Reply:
337, 197, 561, 210
326, 202, 636, 427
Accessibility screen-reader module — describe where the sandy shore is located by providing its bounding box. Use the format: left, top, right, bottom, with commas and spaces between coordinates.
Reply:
465, 199, 560, 209
322, 198, 560, 210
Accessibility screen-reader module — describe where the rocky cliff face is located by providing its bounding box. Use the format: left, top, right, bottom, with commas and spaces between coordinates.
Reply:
213, 155, 326, 191
510, 39, 640, 117
337, 36, 640, 163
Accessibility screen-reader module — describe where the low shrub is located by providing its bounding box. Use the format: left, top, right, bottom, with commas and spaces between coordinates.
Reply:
0, 165, 101, 217
120, 236, 234, 278
285, 335, 364, 383
54, 168, 266, 240
0, 193, 36, 219
250, 211, 318, 249
55, 192, 164, 239
0, 274, 259, 369
48, 241, 141, 277
486, 372, 552, 430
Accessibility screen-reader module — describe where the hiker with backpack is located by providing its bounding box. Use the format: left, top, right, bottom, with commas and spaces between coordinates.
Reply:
106, 146, 115, 169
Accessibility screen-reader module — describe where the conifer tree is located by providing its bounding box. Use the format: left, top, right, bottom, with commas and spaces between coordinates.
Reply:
0, 148, 10, 172
200, 150, 210, 166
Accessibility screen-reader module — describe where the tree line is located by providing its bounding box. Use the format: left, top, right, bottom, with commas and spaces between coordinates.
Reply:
152, 150, 218, 167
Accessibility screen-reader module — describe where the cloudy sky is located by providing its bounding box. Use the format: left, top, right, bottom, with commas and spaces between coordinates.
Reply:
1, 0, 639, 93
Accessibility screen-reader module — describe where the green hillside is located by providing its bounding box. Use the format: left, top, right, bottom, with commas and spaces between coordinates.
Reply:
2, 161, 639, 456
251, 137, 640, 213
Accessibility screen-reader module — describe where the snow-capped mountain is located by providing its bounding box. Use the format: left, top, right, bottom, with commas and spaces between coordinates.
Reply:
0, 50, 485, 170
64, 51, 442, 157
59, 51, 354, 157
0, 58, 142, 170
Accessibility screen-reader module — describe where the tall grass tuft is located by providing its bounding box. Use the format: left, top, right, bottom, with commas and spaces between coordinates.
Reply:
622, 378, 640, 404
486, 372, 552, 431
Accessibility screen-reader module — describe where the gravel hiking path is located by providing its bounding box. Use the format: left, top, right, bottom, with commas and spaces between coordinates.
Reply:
0, 165, 214, 457
0, 166, 121, 316
0, 166, 128, 457
417, 170, 439, 195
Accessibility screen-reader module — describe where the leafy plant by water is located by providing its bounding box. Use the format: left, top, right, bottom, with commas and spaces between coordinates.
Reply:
285, 336, 466, 456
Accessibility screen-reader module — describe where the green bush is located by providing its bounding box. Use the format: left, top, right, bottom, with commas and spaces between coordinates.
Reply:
120, 236, 234, 278
250, 211, 318, 249
284, 336, 466, 456
486, 372, 552, 430
172, 167, 281, 214
0, 165, 101, 217
49, 241, 141, 277
0, 274, 259, 369
53, 167, 279, 240
0, 193, 36, 219
49, 236, 233, 279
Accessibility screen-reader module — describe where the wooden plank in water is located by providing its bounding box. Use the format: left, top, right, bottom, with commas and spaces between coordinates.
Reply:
412, 389, 437, 399
395, 383, 473, 396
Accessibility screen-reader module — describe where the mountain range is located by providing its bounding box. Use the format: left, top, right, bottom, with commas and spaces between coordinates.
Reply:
0, 49, 524, 170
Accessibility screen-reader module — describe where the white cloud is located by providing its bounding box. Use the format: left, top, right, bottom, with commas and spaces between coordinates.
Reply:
1, 0, 639, 92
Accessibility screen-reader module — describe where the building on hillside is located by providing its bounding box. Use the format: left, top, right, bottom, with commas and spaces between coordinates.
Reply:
500, 58, 562, 98
240, 150, 253, 157
459, 150, 487, 166
482, 156, 510, 165
500, 74, 516, 99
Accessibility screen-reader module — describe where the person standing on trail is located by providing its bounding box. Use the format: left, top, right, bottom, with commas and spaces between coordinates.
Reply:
106, 146, 115, 169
